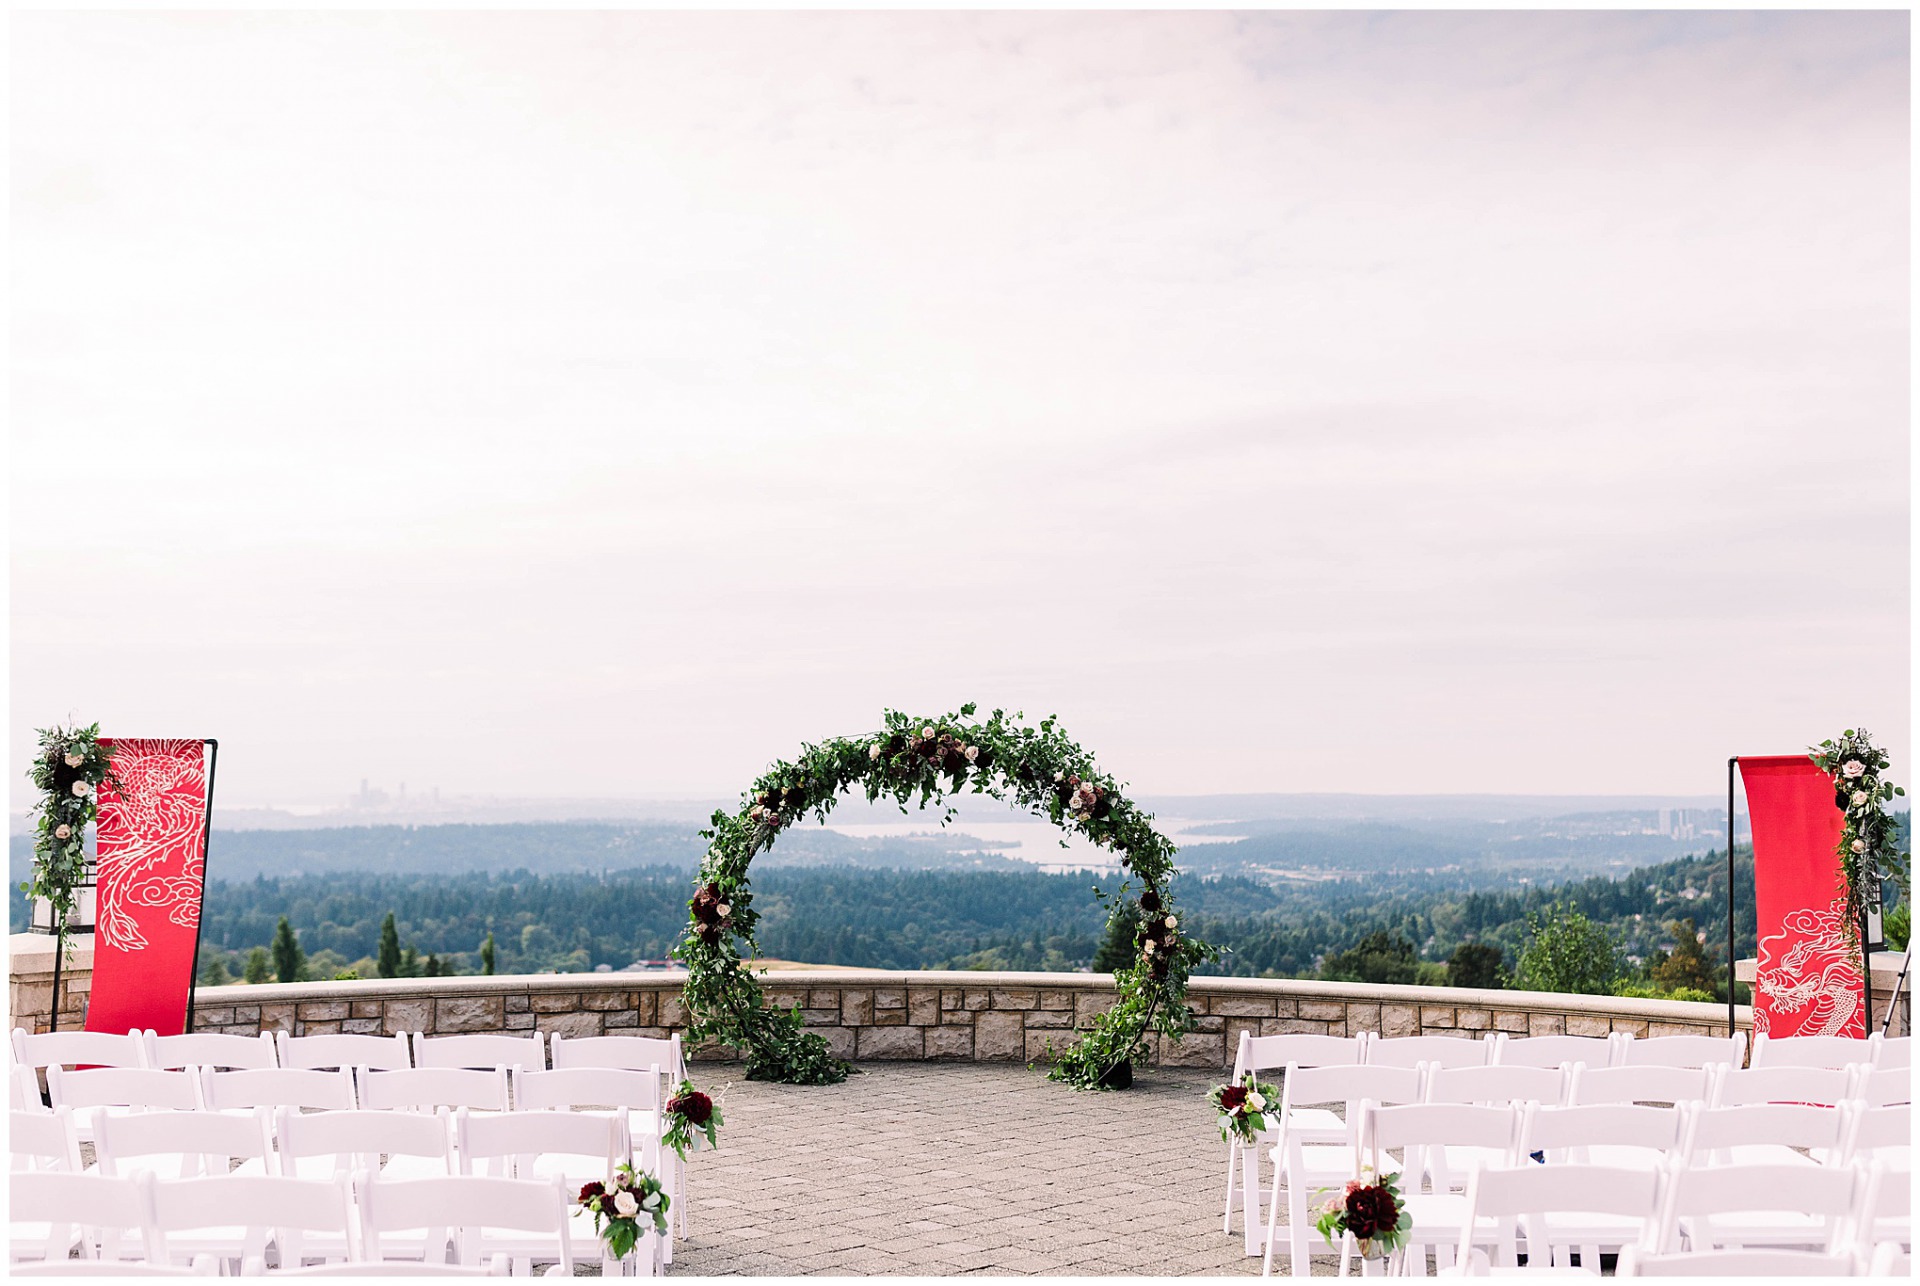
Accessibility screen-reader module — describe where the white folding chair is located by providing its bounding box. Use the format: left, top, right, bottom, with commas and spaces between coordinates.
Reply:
149, 1173, 357, 1273
96, 1107, 277, 1181
145, 1030, 279, 1071
1712, 1064, 1856, 1108
1222, 1031, 1367, 1257
199, 1067, 357, 1112
10, 1171, 162, 1266
1368, 1035, 1494, 1070
1655, 1161, 1859, 1253
1869, 1242, 1912, 1275
1856, 1065, 1913, 1108
359, 1174, 575, 1276
275, 1106, 454, 1182
1749, 1032, 1875, 1071
1841, 1103, 1910, 1168
548, 1033, 684, 1081
13, 1029, 150, 1072
1491, 1034, 1615, 1070
12, 1106, 84, 1174
1364, 1101, 1518, 1275
273, 1263, 508, 1277
15, 1062, 48, 1112
1617, 1246, 1862, 1276
47, 1065, 201, 1145
358, 1067, 512, 1119
1857, 1160, 1911, 1254
1426, 1063, 1569, 1108
277, 1031, 412, 1071
412, 1033, 547, 1077
1681, 1102, 1848, 1170
1456, 1163, 1663, 1274
1260, 1062, 1424, 1278
1568, 1064, 1715, 1107
1871, 1035, 1912, 1070
455, 1109, 642, 1275
12, 1263, 219, 1277
512, 1064, 677, 1256
1519, 1102, 1684, 1170
1613, 1032, 1745, 1069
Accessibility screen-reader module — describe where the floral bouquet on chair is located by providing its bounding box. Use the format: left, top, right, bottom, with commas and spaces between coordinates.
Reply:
663, 1079, 724, 1161
1313, 1168, 1411, 1260
1208, 1072, 1279, 1144
577, 1163, 670, 1259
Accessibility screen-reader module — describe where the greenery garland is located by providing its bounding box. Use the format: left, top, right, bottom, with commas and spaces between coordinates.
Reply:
1809, 728, 1909, 953
676, 704, 1215, 1088
22, 724, 117, 1023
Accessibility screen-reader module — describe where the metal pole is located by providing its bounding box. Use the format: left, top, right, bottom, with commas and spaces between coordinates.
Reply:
1883, 950, 1911, 1037
1727, 758, 1738, 1038
183, 739, 219, 1034
1861, 906, 1874, 1040
49, 932, 64, 1033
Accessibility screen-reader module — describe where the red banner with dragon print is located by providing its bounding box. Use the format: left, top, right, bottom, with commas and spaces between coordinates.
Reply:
85, 739, 211, 1037
1739, 755, 1865, 1040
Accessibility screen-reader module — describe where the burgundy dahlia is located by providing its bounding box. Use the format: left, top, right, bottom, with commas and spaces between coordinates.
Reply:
1139, 890, 1162, 913
1345, 1184, 1398, 1240
669, 1089, 714, 1126
1218, 1084, 1248, 1113
578, 1181, 605, 1205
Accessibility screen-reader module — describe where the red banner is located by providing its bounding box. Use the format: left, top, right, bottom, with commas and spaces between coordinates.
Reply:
85, 739, 210, 1038
1740, 755, 1864, 1039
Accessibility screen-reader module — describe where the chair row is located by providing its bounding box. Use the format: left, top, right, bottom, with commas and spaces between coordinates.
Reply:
10, 1170, 627, 1277
1263, 1096, 1909, 1277
1246, 1060, 1910, 1274
11, 1028, 686, 1080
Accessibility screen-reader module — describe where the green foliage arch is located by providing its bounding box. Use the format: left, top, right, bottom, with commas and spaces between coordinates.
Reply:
677, 705, 1215, 1087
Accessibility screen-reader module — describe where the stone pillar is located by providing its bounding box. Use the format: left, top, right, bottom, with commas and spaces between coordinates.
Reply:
8, 933, 94, 1034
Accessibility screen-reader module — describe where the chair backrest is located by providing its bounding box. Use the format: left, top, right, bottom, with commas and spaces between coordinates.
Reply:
96, 1108, 276, 1178
1855, 1064, 1912, 1107
145, 1031, 279, 1072
1871, 1034, 1911, 1070
1749, 1032, 1874, 1071
47, 1065, 200, 1111
1656, 1161, 1859, 1253
14, 1062, 47, 1112
1366, 1035, 1492, 1070
1460, 1163, 1662, 1265
1682, 1103, 1848, 1163
11, 1106, 84, 1171
1568, 1063, 1715, 1106
13, 1028, 149, 1071
1841, 1102, 1909, 1164
1233, 1031, 1366, 1078
1615, 1031, 1745, 1069
1492, 1033, 1615, 1069
1364, 1102, 1517, 1191
1713, 1065, 1855, 1108
1618, 1247, 1863, 1276
548, 1033, 682, 1079
454, 1108, 626, 1180
199, 1067, 356, 1111
1860, 1159, 1908, 1245
511, 1066, 662, 1113
358, 1174, 573, 1273
1518, 1102, 1682, 1159
1425, 1063, 1567, 1107
410, 1033, 546, 1073
11, 1170, 161, 1263
356, 1067, 510, 1113
1281, 1063, 1424, 1118
12, 1264, 217, 1278
275, 1107, 452, 1177
271, 1265, 504, 1277
150, 1173, 356, 1267
276, 1031, 411, 1071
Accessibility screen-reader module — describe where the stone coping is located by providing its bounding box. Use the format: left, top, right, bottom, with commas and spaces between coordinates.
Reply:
192, 967, 1752, 1028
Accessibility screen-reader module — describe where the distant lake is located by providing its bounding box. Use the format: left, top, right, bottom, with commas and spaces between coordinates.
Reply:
804, 818, 1245, 874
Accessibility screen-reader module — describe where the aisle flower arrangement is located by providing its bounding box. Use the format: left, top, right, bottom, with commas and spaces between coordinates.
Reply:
663, 1079, 724, 1160
577, 1163, 669, 1259
1209, 1072, 1279, 1144
1314, 1168, 1411, 1261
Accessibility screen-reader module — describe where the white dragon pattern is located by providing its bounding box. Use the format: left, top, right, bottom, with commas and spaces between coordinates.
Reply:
95, 739, 207, 953
1753, 898, 1864, 1039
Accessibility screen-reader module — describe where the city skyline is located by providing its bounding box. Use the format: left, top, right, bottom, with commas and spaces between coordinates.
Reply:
11, 11, 1910, 808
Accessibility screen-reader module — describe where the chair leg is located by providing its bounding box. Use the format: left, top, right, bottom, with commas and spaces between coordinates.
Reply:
1261, 1163, 1284, 1277
1223, 1137, 1240, 1235
1241, 1144, 1264, 1256
1287, 1172, 1312, 1278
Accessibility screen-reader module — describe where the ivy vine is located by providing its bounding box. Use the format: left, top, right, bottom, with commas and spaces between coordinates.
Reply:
21, 723, 117, 1020
676, 704, 1216, 1088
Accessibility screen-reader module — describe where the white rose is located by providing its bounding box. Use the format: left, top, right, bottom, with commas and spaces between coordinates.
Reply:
1851, 790, 1869, 807
54, 824, 72, 840
1247, 1092, 1267, 1111
717, 903, 732, 917
1843, 760, 1867, 779
920, 726, 934, 740
1054, 771, 1064, 783
964, 746, 979, 763
641, 1192, 660, 1211
1142, 940, 1156, 955
70, 781, 90, 797
613, 1191, 639, 1218
63, 753, 84, 769
1164, 916, 1177, 929
1851, 839, 1867, 854
869, 744, 882, 760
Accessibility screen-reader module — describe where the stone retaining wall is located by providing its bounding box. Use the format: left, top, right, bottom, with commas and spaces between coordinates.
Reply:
170, 967, 1751, 1067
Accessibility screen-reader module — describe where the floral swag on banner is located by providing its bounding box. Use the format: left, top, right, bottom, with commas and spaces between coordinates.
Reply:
1810, 728, 1909, 955
677, 705, 1215, 1088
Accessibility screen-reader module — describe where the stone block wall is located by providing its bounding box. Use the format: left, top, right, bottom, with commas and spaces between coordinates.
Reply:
165, 968, 1755, 1066
9, 934, 93, 1034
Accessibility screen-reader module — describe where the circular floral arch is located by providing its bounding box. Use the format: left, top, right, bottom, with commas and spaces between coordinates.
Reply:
677, 705, 1214, 1088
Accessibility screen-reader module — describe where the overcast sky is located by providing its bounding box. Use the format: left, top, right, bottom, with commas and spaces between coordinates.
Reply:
9, 11, 1910, 809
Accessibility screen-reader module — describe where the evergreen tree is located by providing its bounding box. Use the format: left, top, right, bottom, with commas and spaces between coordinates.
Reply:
423, 954, 441, 978
1091, 911, 1136, 972
1446, 942, 1506, 990
244, 946, 272, 985
1321, 931, 1420, 985
1649, 918, 1716, 996
198, 955, 232, 987
377, 912, 402, 979
271, 917, 305, 984
400, 945, 421, 977
480, 931, 496, 976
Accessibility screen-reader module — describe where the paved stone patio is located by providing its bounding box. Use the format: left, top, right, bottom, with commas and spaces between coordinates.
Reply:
669, 1062, 1312, 1277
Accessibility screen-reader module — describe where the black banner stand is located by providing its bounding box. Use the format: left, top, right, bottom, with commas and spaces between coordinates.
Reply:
183, 739, 220, 1033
